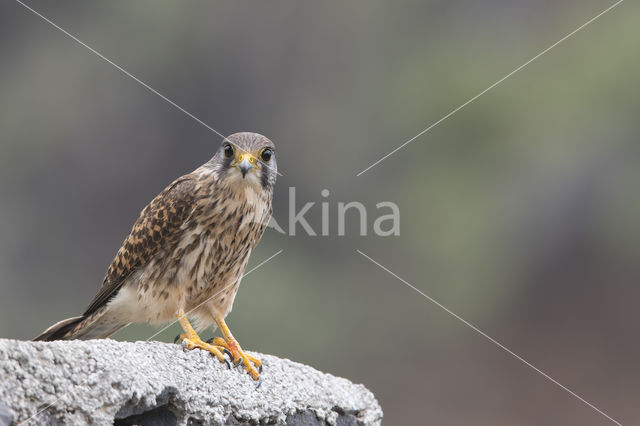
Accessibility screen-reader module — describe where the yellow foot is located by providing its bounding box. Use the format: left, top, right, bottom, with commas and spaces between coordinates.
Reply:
207, 336, 262, 381
177, 333, 232, 367
175, 309, 261, 381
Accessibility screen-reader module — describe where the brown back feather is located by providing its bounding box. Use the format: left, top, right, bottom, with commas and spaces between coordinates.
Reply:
83, 175, 197, 317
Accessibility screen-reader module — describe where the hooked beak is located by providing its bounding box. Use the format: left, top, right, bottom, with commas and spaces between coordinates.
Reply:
235, 153, 257, 178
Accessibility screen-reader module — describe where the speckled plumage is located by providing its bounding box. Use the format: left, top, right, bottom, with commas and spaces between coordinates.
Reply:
35, 132, 277, 342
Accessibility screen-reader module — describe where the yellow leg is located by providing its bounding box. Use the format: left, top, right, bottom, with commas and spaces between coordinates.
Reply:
212, 317, 262, 381
176, 309, 228, 365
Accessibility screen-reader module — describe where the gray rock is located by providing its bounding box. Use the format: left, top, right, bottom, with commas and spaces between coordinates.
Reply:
0, 339, 382, 425
0, 402, 14, 426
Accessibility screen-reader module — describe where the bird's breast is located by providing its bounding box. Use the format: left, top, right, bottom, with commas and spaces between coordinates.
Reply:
130, 183, 271, 324
177, 187, 270, 300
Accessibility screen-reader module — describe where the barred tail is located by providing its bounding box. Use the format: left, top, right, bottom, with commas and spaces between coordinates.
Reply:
33, 308, 127, 341
33, 316, 86, 341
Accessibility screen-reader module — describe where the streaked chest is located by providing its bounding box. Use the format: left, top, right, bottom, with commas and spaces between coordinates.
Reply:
173, 185, 271, 290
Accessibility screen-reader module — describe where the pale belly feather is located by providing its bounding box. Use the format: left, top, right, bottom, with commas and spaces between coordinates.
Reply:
108, 187, 268, 331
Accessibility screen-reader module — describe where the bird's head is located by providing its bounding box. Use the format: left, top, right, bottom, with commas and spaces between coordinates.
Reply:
208, 132, 277, 190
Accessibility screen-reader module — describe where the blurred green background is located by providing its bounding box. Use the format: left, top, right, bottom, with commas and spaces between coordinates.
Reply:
1, 1, 638, 424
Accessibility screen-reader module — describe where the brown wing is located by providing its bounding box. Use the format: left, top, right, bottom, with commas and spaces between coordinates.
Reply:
83, 175, 197, 316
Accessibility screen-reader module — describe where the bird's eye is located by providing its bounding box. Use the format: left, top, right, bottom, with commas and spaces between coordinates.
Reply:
223, 144, 234, 158
260, 148, 273, 162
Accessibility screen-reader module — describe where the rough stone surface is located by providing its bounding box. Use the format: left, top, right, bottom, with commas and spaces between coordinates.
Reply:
0, 339, 382, 425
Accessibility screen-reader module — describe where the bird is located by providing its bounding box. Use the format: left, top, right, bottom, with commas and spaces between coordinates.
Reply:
34, 132, 277, 381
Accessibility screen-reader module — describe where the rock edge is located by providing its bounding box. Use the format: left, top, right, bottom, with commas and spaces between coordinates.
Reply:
0, 339, 382, 425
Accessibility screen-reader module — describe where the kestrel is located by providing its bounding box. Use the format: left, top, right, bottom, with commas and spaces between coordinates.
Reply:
34, 132, 277, 380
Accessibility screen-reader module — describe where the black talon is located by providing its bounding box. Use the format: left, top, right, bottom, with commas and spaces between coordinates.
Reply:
255, 378, 263, 389
221, 348, 234, 370
173, 334, 182, 344
234, 357, 243, 368
258, 364, 263, 374
206, 337, 214, 344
